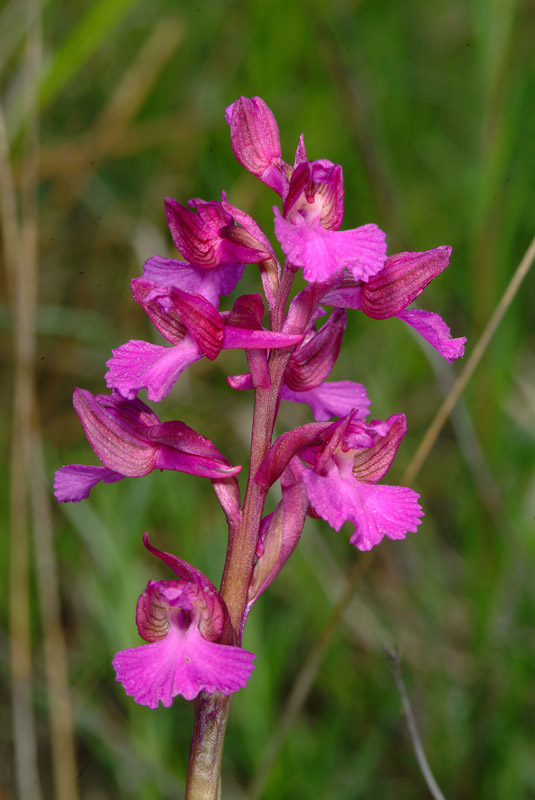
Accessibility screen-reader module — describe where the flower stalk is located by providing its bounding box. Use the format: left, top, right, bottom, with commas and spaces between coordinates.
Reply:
55, 96, 466, 797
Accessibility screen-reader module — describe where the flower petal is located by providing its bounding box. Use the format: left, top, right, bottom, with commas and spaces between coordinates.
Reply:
281, 380, 370, 421
301, 466, 423, 550
53, 464, 124, 502
274, 209, 386, 283
105, 337, 203, 402
347, 483, 424, 551
112, 624, 255, 707
141, 255, 243, 305
284, 159, 344, 231
397, 308, 466, 362
144, 422, 242, 479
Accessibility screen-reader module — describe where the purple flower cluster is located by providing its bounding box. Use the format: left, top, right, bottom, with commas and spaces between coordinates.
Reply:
55, 96, 466, 709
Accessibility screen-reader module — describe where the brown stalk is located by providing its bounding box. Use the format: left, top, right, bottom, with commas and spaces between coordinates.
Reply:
3, 3, 43, 795
3, 0, 80, 797
23, 110, 196, 180
30, 435, 80, 800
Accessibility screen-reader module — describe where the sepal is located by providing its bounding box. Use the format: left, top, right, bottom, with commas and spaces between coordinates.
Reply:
248, 460, 307, 605
168, 287, 224, 360
360, 247, 452, 319
226, 96, 288, 197
132, 278, 186, 344
165, 197, 270, 268
351, 414, 407, 482
285, 309, 346, 391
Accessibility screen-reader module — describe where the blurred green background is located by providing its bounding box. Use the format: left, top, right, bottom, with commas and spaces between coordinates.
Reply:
2, 0, 534, 798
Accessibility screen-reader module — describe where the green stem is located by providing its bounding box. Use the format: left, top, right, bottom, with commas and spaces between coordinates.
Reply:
185, 693, 232, 800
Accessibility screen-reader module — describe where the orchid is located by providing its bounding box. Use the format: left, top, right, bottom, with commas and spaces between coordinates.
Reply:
113, 534, 255, 707
273, 159, 387, 284
54, 389, 240, 502
297, 412, 423, 551
106, 280, 302, 402
323, 246, 467, 362
55, 95, 466, 798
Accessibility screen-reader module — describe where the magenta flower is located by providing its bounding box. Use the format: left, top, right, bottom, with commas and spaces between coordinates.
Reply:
54, 389, 241, 502
274, 159, 387, 283
323, 246, 466, 362
299, 413, 423, 550
113, 534, 255, 707
257, 412, 423, 551
106, 283, 302, 402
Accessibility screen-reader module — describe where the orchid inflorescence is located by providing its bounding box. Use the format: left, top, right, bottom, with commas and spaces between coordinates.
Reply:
55, 96, 465, 714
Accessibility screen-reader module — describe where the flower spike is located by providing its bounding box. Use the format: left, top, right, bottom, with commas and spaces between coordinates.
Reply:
55, 96, 467, 753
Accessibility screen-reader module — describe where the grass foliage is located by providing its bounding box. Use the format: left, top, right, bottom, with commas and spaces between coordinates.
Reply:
2, 0, 534, 797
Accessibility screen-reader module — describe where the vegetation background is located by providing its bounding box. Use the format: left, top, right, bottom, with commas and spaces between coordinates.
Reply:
1, 0, 534, 798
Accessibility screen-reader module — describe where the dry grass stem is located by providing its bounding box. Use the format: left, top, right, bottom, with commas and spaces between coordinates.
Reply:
4, 1, 79, 796
385, 647, 446, 800
24, 111, 196, 180
31, 436, 80, 800
5, 1, 42, 794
